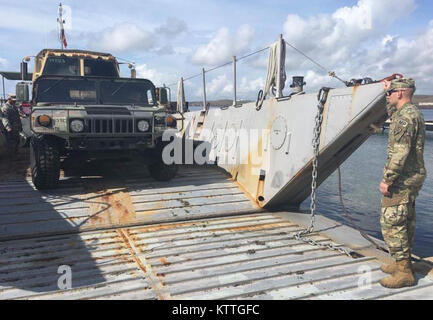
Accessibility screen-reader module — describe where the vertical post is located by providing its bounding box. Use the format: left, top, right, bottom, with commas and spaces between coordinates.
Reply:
58, 3, 64, 50
232, 56, 237, 106
202, 68, 207, 111
180, 77, 184, 112
2, 75, 5, 100
276, 33, 283, 98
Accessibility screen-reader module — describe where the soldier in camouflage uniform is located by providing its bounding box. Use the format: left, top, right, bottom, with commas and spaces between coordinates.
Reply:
1, 94, 22, 158
379, 78, 426, 288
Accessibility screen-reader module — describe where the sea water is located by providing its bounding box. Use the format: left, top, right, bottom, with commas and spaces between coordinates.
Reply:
300, 114, 433, 258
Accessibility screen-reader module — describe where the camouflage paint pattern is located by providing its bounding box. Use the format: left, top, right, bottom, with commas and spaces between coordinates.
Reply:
381, 101, 426, 261
1, 101, 22, 156
380, 202, 416, 261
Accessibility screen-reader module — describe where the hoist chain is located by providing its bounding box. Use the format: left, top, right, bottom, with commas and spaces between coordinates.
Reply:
294, 87, 353, 257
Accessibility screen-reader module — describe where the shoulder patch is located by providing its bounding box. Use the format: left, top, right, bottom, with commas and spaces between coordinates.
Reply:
398, 119, 408, 127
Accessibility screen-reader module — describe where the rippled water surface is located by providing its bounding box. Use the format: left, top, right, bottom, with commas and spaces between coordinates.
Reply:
301, 128, 433, 258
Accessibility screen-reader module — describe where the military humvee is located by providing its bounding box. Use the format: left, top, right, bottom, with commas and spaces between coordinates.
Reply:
16, 49, 177, 190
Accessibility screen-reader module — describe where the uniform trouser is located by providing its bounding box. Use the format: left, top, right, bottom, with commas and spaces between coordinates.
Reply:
4, 131, 19, 156
380, 201, 416, 261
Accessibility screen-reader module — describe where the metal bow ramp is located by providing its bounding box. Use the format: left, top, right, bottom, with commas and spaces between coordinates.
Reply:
0, 158, 432, 299
1, 213, 432, 300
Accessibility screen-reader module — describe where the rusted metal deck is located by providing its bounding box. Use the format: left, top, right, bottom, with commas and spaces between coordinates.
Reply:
0, 160, 260, 240
0, 156, 432, 299
1, 213, 432, 300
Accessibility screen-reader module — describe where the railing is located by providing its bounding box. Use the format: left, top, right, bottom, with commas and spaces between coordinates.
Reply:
166, 36, 280, 111
168, 33, 346, 112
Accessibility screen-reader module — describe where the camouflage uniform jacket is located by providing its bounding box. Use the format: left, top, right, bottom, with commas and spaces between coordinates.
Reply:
382, 102, 426, 205
1, 102, 22, 132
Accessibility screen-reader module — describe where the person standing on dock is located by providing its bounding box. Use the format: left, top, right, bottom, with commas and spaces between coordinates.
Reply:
1, 94, 22, 159
379, 78, 426, 289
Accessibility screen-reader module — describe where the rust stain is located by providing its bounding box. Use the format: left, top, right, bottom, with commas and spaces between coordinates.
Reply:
226, 222, 291, 232
116, 229, 147, 273
133, 220, 204, 233
233, 127, 264, 208
81, 182, 136, 228
255, 179, 265, 204
233, 180, 261, 209
349, 85, 360, 118
228, 97, 277, 208
159, 257, 172, 266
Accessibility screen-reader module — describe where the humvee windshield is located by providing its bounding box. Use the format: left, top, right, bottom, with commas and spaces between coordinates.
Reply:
34, 77, 156, 106
43, 56, 80, 76
43, 56, 118, 77
100, 79, 155, 105
84, 59, 118, 77
35, 78, 97, 103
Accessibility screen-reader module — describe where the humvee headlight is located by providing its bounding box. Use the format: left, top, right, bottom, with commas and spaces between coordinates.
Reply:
70, 119, 85, 133
137, 120, 150, 132
37, 115, 52, 127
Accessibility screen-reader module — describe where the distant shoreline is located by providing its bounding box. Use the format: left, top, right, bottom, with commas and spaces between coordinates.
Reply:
188, 96, 433, 109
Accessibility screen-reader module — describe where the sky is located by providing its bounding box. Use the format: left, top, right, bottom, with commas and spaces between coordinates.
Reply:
0, 0, 432, 100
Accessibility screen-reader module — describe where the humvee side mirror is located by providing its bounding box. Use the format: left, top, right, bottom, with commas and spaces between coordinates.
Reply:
128, 63, 136, 78
20, 61, 28, 81
158, 87, 168, 105
16, 82, 29, 102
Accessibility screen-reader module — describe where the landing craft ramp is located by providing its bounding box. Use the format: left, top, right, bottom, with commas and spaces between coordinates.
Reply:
0, 152, 432, 299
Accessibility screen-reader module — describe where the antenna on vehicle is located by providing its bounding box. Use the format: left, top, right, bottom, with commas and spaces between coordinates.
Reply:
57, 3, 67, 49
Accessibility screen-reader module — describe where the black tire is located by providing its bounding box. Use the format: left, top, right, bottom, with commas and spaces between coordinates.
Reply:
147, 140, 178, 181
148, 160, 178, 181
30, 136, 60, 190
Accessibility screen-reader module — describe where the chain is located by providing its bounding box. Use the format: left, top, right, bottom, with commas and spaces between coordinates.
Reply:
294, 87, 353, 257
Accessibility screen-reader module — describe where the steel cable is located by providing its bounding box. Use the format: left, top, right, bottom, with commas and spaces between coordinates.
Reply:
166, 46, 271, 87
336, 165, 388, 252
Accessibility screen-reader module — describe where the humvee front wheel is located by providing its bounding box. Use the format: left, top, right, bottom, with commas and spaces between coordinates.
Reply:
30, 137, 60, 190
148, 156, 178, 181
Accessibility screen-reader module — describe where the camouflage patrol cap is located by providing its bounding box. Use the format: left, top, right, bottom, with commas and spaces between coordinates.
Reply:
389, 78, 415, 90
7, 94, 16, 100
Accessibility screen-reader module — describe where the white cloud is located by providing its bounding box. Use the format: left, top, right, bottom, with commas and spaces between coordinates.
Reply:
196, 74, 233, 98
89, 23, 155, 52
367, 21, 433, 93
156, 18, 187, 36
154, 45, 175, 56
0, 57, 7, 68
191, 75, 265, 100
278, 0, 433, 93
135, 63, 177, 87
191, 24, 254, 66
283, 0, 415, 67
174, 46, 194, 55
238, 76, 264, 95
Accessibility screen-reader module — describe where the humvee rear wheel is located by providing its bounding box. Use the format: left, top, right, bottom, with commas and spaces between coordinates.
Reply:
30, 137, 60, 190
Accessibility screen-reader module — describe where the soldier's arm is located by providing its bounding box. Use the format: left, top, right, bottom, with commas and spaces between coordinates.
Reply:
1, 115, 11, 130
382, 117, 414, 186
